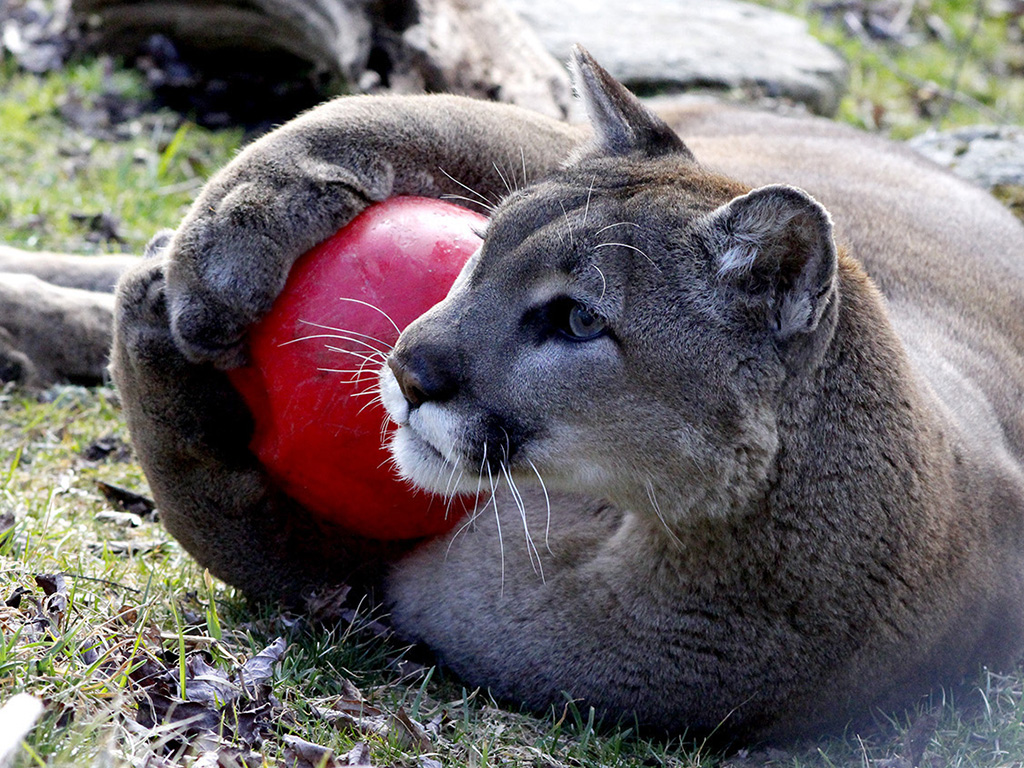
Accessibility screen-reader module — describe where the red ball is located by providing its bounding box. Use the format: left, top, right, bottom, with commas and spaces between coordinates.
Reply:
227, 197, 486, 540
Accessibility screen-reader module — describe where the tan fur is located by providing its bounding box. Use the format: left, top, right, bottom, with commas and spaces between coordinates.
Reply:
0, 272, 116, 384
0, 247, 138, 385
111, 49, 1024, 742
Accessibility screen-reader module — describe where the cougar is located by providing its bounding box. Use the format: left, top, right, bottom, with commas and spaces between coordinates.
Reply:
111, 48, 1024, 742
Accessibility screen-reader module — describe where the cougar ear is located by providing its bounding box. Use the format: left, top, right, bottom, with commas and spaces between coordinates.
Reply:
708, 185, 838, 339
568, 45, 693, 160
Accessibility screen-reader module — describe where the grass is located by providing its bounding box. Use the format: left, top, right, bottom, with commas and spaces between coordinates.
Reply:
3, 3, 1024, 766
0, 57, 241, 254
756, 0, 1024, 138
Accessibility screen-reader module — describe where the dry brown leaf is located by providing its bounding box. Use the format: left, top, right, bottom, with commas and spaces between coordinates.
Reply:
282, 735, 341, 768
304, 584, 352, 622
133, 637, 287, 758
96, 480, 157, 517
238, 637, 286, 693
340, 742, 374, 766
390, 708, 432, 752
88, 539, 169, 556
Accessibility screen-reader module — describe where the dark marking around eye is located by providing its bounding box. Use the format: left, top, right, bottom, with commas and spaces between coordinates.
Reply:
521, 296, 610, 343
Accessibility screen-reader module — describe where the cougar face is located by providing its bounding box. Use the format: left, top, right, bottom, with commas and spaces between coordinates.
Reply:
380, 156, 799, 521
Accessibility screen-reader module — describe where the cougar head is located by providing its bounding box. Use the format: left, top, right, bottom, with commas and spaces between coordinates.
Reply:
380, 47, 838, 523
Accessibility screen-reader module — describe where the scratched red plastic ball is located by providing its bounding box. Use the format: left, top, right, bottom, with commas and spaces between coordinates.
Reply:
227, 197, 485, 540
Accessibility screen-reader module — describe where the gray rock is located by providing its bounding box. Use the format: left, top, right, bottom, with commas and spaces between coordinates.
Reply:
504, 0, 848, 116
908, 126, 1024, 189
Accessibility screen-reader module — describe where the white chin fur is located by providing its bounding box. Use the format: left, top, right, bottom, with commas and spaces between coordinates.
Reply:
379, 363, 478, 494
378, 364, 410, 426
389, 426, 481, 495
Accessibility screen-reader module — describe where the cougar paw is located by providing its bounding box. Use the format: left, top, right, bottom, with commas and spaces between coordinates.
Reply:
167, 286, 250, 369
0, 328, 39, 387
163, 227, 291, 369
112, 258, 196, 379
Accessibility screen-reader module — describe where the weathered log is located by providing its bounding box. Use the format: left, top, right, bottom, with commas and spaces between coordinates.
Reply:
70, 0, 572, 119
376, 0, 572, 118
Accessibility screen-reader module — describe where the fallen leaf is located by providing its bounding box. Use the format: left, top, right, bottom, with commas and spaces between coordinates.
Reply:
137, 694, 221, 734
238, 637, 287, 693
185, 655, 241, 709
35, 573, 68, 624
81, 435, 131, 462
133, 638, 288, 757
317, 708, 389, 739
390, 708, 432, 752
305, 584, 352, 623
282, 735, 341, 768
88, 540, 168, 556
69, 211, 125, 244
192, 751, 221, 768
78, 636, 104, 667
5, 586, 29, 609
96, 481, 157, 518
95, 510, 143, 527
34, 573, 66, 596
340, 742, 373, 766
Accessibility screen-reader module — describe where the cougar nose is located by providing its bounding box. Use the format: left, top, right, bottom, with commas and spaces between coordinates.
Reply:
387, 346, 458, 408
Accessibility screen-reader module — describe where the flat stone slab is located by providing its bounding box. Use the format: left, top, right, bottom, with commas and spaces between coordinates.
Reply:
908, 126, 1024, 189
505, 0, 848, 116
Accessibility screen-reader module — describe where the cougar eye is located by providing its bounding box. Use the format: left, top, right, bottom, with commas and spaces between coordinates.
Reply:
564, 302, 607, 341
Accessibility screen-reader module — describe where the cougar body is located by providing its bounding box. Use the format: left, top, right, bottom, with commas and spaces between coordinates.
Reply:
111, 49, 1024, 742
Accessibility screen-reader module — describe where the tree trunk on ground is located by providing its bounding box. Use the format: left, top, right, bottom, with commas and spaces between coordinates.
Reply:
71, 0, 572, 119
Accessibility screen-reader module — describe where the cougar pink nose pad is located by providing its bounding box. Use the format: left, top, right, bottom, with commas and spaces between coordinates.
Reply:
227, 197, 486, 540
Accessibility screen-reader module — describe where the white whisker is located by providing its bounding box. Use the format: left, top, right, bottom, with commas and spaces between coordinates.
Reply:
438, 167, 500, 212
526, 458, 553, 555
493, 161, 513, 195
485, 451, 506, 595
280, 332, 390, 356
646, 478, 684, 549
323, 346, 382, 366
591, 263, 608, 301
355, 393, 386, 417
595, 241, 657, 268
315, 366, 381, 376
348, 386, 383, 397
324, 346, 389, 383
582, 176, 596, 227
595, 221, 641, 235
298, 319, 395, 350
445, 456, 495, 559
559, 200, 575, 248
444, 470, 465, 518
318, 345, 388, 362
501, 463, 543, 581
441, 193, 498, 214
440, 441, 466, 517
329, 297, 402, 336
438, 437, 465, 505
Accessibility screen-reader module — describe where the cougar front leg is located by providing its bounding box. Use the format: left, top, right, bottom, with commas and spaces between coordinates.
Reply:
161, 94, 582, 369
0, 272, 115, 385
111, 257, 408, 603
